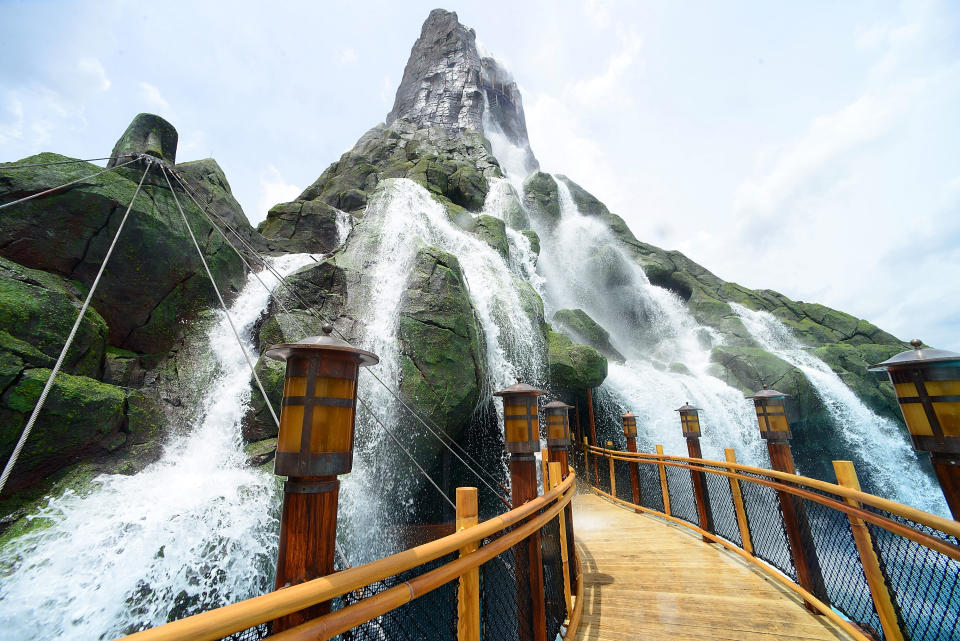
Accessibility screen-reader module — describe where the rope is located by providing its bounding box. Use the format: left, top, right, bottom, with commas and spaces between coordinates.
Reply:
0, 155, 127, 170
0, 156, 141, 210
0, 162, 152, 494
161, 167, 280, 429
357, 396, 457, 512
169, 170, 513, 507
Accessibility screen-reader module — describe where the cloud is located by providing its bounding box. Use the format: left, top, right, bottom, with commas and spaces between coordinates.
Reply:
76, 58, 111, 91
569, 25, 642, 107
138, 82, 171, 112
256, 165, 301, 223
337, 48, 358, 66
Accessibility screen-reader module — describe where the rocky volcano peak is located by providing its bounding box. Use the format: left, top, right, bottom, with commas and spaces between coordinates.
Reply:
386, 9, 538, 174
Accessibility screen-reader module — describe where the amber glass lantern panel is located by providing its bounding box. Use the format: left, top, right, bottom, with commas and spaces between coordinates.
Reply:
680, 411, 700, 438
275, 354, 359, 477
889, 365, 960, 453
622, 414, 637, 438
754, 398, 790, 440
504, 397, 540, 454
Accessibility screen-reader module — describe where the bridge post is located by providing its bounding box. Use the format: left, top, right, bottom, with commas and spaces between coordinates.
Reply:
656, 444, 671, 516
724, 449, 753, 555
583, 436, 591, 486
676, 403, 712, 542
586, 388, 600, 486
622, 413, 642, 512
748, 386, 828, 613
265, 325, 379, 633
495, 380, 548, 641
606, 441, 617, 497
549, 462, 574, 616
457, 487, 480, 641
833, 461, 905, 641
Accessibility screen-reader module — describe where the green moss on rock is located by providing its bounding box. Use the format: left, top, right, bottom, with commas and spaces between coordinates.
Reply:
547, 331, 607, 390
522, 172, 560, 223
552, 309, 625, 363
468, 214, 509, 260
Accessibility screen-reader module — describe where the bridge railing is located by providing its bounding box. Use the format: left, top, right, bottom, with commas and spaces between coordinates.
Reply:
578, 442, 960, 641
122, 466, 580, 641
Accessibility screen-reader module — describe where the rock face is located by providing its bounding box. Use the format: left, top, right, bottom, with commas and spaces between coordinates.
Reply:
386, 9, 538, 174
107, 113, 178, 168
548, 330, 608, 390
553, 309, 625, 363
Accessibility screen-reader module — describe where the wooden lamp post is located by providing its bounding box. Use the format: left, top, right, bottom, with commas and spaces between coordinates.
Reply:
869, 339, 960, 519
266, 324, 379, 632
621, 412, 641, 509
495, 379, 547, 641
748, 386, 827, 609
544, 400, 573, 479
676, 403, 711, 539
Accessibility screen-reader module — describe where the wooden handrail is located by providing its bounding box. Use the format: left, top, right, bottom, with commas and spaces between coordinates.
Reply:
585, 444, 960, 539
120, 472, 577, 641
592, 447, 960, 559
271, 481, 576, 640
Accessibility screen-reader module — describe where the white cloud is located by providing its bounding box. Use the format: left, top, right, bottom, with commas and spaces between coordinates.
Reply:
337, 48, 358, 65
569, 25, 642, 106
256, 165, 301, 223
380, 75, 395, 105
76, 57, 110, 91
138, 82, 170, 112
585, 0, 615, 28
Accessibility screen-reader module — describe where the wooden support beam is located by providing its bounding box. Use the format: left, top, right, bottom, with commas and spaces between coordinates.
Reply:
510, 455, 547, 641
656, 445, 671, 516
724, 448, 753, 555
583, 437, 591, 487
456, 487, 480, 641
607, 441, 616, 497
625, 435, 641, 513
686, 438, 712, 543
549, 462, 574, 616
586, 388, 599, 486
834, 461, 905, 641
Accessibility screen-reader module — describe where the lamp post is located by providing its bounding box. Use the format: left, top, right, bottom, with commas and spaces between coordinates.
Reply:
544, 400, 573, 479
748, 386, 827, 610
676, 403, 711, 540
266, 324, 378, 631
621, 412, 641, 509
495, 379, 547, 641
869, 339, 960, 519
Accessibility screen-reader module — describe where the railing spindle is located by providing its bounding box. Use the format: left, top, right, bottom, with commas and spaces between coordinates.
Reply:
607, 441, 616, 498
656, 444, 672, 516
456, 487, 480, 641
833, 461, 905, 641
724, 448, 754, 555
549, 462, 574, 616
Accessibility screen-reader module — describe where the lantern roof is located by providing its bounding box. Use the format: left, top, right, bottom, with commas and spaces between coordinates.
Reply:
265, 324, 379, 366
675, 402, 700, 412
494, 378, 547, 397
747, 386, 789, 400
868, 339, 960, 372
543, 399, 573, 409
622, 411, 636, 419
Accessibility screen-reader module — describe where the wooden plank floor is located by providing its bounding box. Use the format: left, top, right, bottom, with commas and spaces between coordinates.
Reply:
572, 492, 854, 641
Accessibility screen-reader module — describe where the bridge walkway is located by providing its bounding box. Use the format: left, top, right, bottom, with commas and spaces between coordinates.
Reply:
572, 492, 855, 641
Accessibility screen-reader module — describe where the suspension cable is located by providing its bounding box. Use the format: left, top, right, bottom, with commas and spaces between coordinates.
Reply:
0, 156, 141, 210
0, 162, 152, 494
161, 167, 280, 429
357, 396, 457, 511
0, 155, 127, 170
170, 170, 513, 505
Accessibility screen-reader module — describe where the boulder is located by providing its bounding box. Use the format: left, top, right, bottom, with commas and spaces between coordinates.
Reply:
552, 309, 625, 363
258, 200, 346, 254
522, 172, 560, 223
557, 175, 610, 217
468, 214, 509, 260
107, 113, 177, 167
520, 230, 540, 257
547, 331, 607, 390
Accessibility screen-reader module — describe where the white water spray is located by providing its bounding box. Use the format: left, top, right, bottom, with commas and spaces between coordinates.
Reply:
0, 254, 316, 640
731, 303, 946, 515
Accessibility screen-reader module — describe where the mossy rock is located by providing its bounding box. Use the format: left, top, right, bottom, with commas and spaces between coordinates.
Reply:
547, 331, 607, 390
259, 199, 345, 253
243, 437, 277, 469
0, 257, 107, 379
242, 356, 285, 442
522, 172, 560, 223
520, 230, 540, 257
0, 368, 126, 491
556, 175, 610, 217
468, 214, 509, 261
107, 113, 177, 167
552, 309, 624, 363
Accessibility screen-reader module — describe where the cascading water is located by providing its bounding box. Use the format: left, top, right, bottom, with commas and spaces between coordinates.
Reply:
0, 253, 316, 641
731, 303, 947, 515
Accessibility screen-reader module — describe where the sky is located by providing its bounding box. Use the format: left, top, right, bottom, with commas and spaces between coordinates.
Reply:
1, 0, 958, 351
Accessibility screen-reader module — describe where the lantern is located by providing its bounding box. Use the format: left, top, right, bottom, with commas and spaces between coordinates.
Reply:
543, 400, 573, 448
622, 412, 637, 438
869, 339, 960, 454
266, 324, 379, 478
494, 378, 546, 454
748, 387, 791, 441
675, 403, 701, 439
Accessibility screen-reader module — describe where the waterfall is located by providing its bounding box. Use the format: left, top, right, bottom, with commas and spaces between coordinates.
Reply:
731, 303, 947, 515
0, 254, 316, 641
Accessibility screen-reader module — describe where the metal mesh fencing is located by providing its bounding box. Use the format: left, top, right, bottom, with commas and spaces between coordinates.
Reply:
865, 508, 960, 641
637, 461, 665, 513
613, 458, 635, 504
540, 517, 568, 641
798, 495, 883, 638
665, 465, 698, 526
739, 474, 797, 581
479, 534, 520, 641
218, 624, 268, 641
704, 469, 742, 547
595, 452, 611, 495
